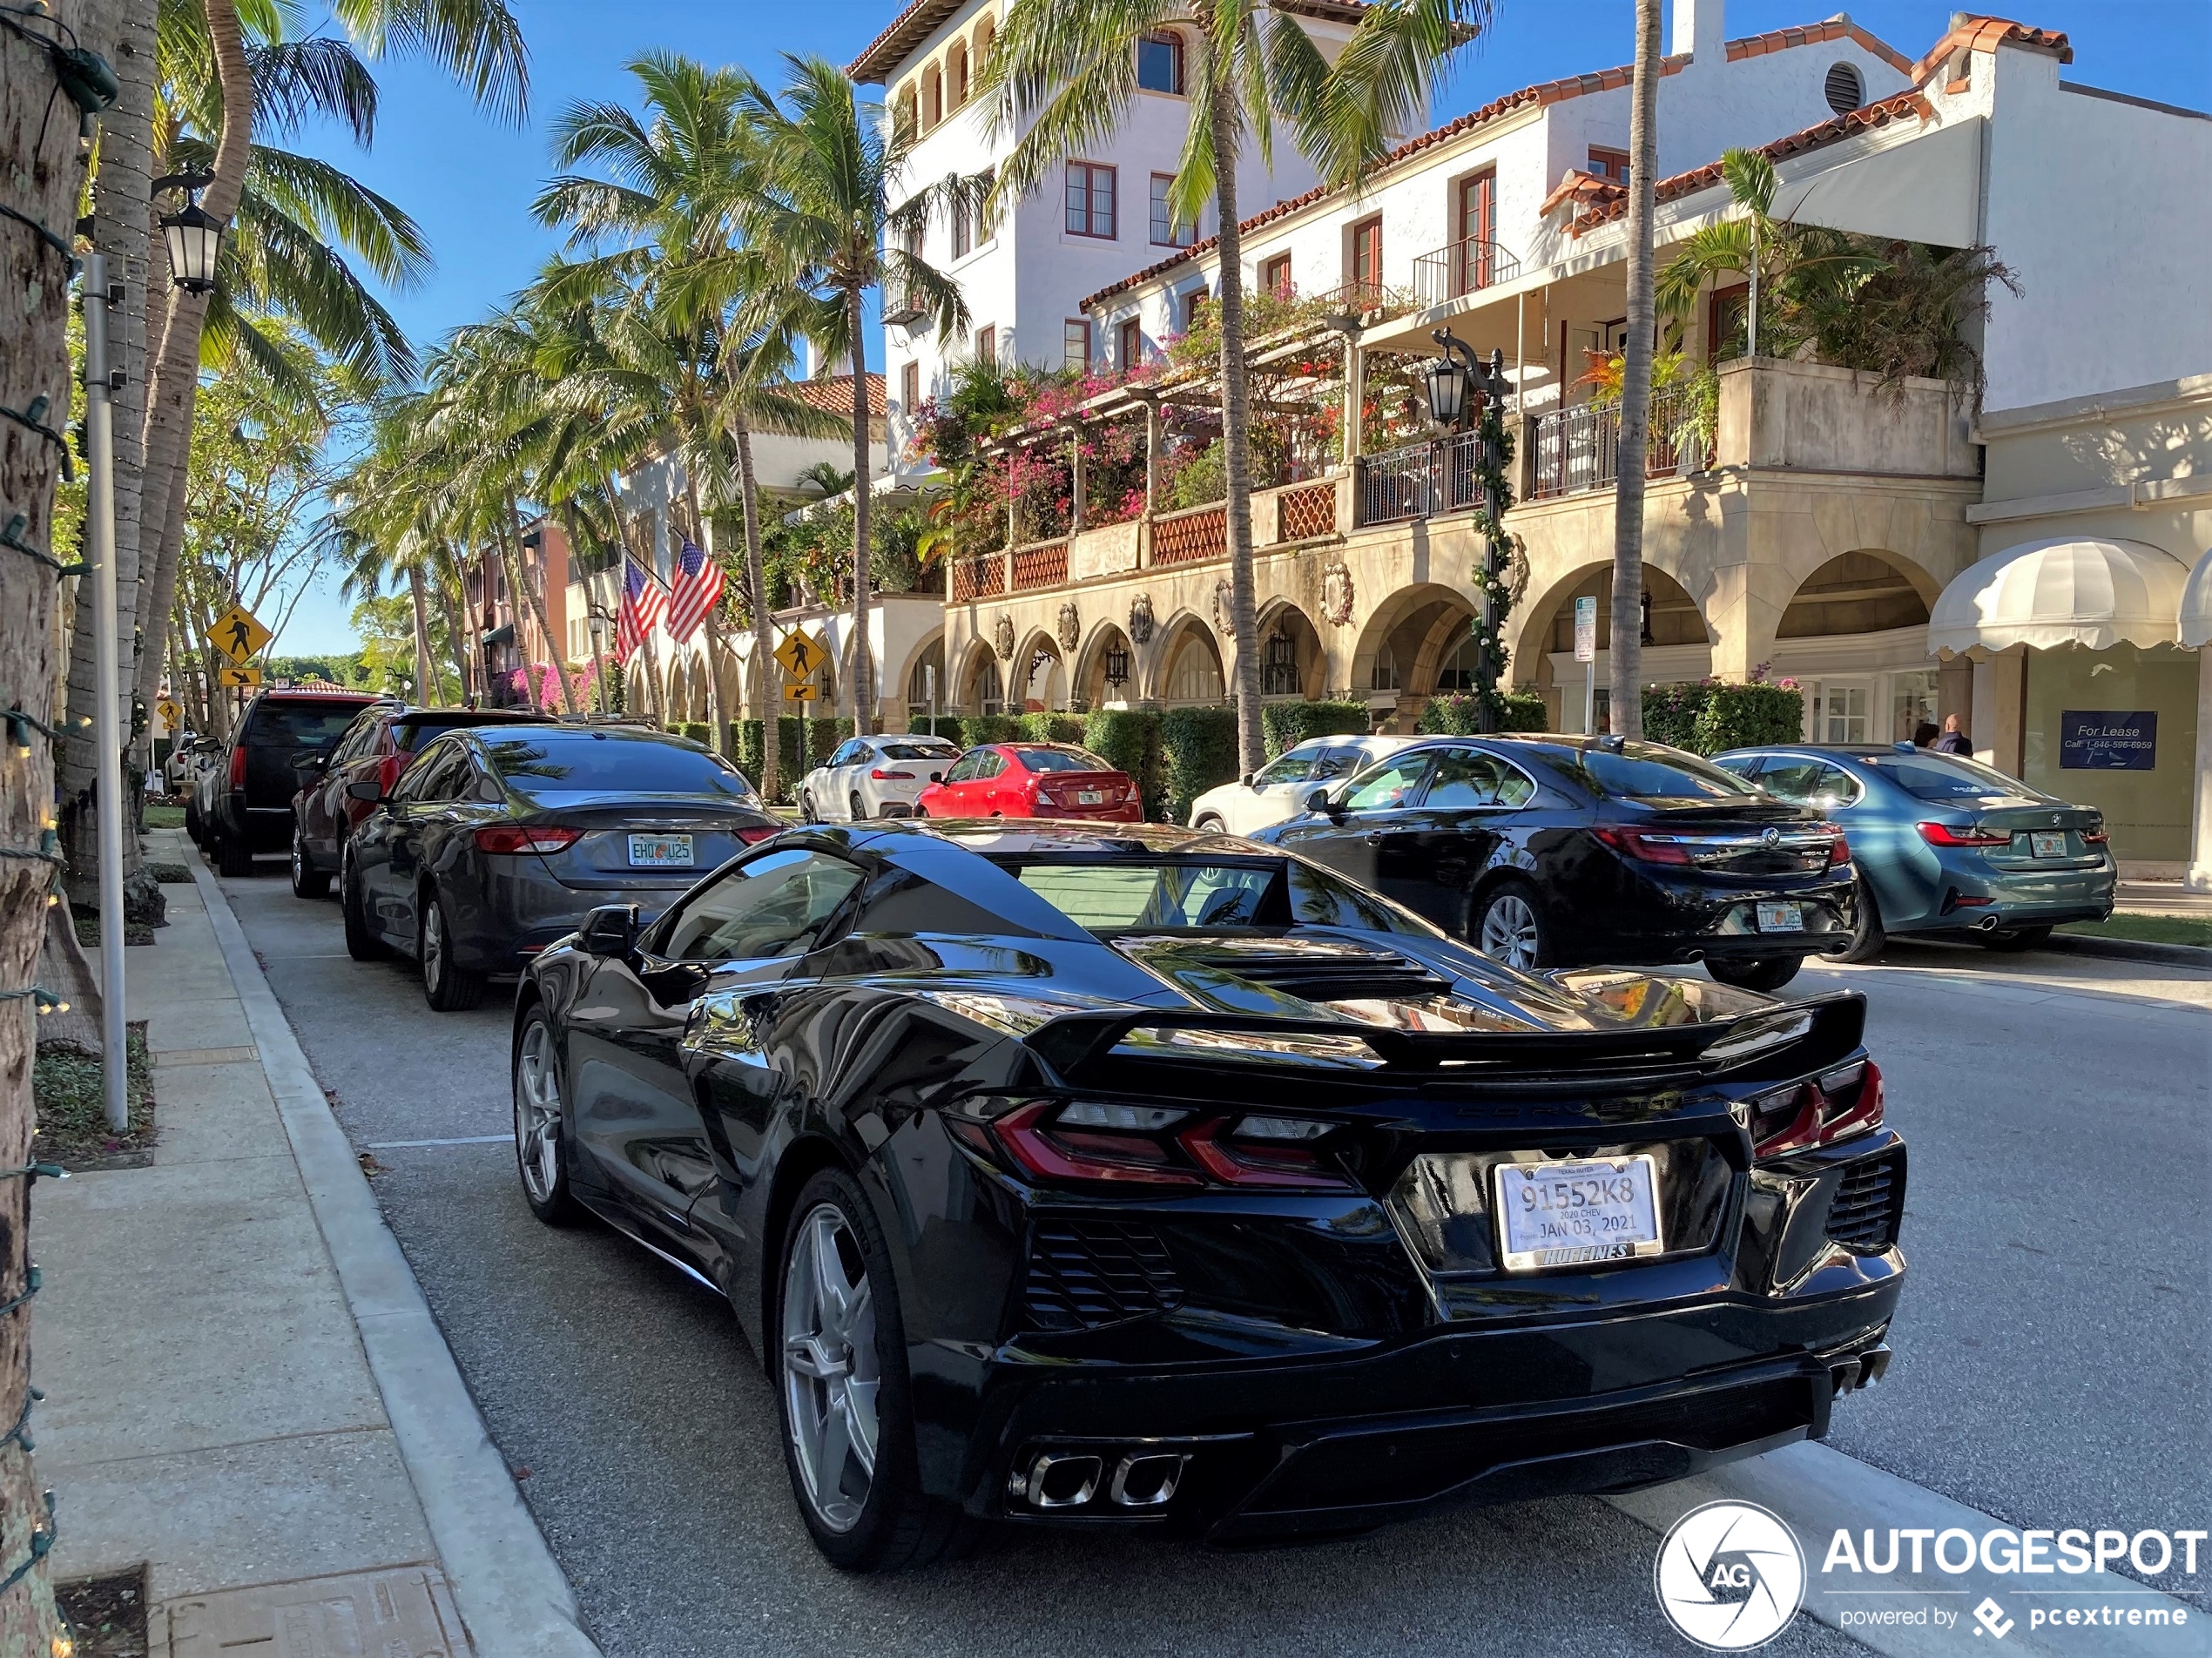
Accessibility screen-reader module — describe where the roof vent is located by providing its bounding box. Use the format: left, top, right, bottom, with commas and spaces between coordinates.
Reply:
1824, 62, 1865, 114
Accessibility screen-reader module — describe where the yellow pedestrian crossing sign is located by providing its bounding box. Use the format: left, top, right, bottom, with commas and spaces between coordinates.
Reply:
218, 665, 262, 688
156, 698, 182, 727
773, 631, 826, 680
209, 604, 272, 664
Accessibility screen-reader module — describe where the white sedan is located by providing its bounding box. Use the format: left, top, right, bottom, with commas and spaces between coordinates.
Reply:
1187, 733, 1414, 836
799, 733, 964, 822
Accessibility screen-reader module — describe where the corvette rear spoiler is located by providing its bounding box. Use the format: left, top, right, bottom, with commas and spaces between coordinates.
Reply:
1026, 991, 1865, 1092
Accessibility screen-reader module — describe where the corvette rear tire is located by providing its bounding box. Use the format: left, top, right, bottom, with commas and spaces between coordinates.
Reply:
774, 1167, 981, 1573
1707, 955, 1804, 994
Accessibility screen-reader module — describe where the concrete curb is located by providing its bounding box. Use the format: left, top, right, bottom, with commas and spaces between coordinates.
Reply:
1606, 1440, 2197, 1658
2052, 932, 2212, 969
188, 853, 602, 1658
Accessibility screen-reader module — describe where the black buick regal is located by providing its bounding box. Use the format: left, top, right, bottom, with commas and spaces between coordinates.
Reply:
511, 820, 1905, 1570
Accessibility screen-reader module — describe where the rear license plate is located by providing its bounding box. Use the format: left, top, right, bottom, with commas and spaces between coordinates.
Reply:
1494, 1156, 1664, 1271
2030, 831, 2067, 859
627, 833, 693, 868
1076, 789, 1104, 805
1755, 900, 1804, 933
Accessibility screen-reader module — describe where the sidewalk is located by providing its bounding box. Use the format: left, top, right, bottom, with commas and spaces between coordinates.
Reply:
37, 829, 597, 1655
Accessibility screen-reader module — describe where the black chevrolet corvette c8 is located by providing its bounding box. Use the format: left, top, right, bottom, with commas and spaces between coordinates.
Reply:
510, 819, 1906, 1571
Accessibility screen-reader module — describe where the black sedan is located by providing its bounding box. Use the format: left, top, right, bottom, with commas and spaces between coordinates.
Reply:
510, 819, 1905, 1569
1255, 734, 1858, 992
342, 725, 780, 1010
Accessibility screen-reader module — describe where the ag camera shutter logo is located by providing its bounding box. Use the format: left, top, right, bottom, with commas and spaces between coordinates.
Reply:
1655, 1500, 1807, 1650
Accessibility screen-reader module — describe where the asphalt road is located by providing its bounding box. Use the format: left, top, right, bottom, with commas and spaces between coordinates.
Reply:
210, 859, 2209, 1655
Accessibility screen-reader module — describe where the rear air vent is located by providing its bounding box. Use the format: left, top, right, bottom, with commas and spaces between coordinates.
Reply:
1024, 1218, 1184, 1331
1825, 62, 1864, 114
1827, 1151, 1904, 1252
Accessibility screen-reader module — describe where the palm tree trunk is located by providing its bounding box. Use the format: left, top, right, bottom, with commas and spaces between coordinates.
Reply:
845, 287, 877, 735
406, 565, 435, 701
133, 0, 252, 730
431, 548, 469, 701
0, 0, 91, 1639
732, 421, 779, 800
1208, 63, 1265, 773
1609, 0, 1661, 740
501, 496, 577, 714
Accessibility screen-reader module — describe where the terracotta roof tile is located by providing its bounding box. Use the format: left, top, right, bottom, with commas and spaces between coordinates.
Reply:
847, 0, 968, 84
791, 374, 887, 419
1908, 15, 2073, 85
1538, 167, 1624, 219
1569, 89, 1935, 235
1078, 12, 1914, 311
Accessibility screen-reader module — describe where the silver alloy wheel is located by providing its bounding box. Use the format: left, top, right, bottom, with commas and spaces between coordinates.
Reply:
290, 827, 305, 887
422, 899, 445, 987
514, 1020, 563, 1203
1480, 893, 1541, 969
782, 1203, 880, 1533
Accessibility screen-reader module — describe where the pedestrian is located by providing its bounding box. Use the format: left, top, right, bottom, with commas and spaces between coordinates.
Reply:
1912, 721, 1939, 749
1932, 714, 1972, 756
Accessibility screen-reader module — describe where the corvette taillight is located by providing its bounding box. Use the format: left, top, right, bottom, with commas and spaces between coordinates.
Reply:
473, 824, 583, 854
1748, 1059, 1884, 1159
1918, 821, 2010, 848
952, 1098, 1352, 1192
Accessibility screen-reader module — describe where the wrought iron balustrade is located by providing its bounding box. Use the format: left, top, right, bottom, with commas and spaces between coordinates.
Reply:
1409, 238, 1521, 307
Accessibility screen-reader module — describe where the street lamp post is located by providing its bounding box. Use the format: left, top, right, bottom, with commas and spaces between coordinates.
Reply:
587, 605, 611, 716
1430, 328, 1514, 732
81, 253, 129, 1131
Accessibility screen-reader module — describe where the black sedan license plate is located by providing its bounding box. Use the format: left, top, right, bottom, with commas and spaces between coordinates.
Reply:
1755, 900, 1804, 933
1494, 1156, 1664, 1270
627, 833, 693, 868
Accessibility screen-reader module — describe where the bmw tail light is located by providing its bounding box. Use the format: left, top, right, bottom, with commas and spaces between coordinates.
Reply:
473, 824, 583, 854
869, 768, 913, 781
2083, 826, 2109, 844
1748, 1059, 1884, 1159
1591, 826, 1691, 865
1918, 821, 2010, 848
735, 825, 781, 845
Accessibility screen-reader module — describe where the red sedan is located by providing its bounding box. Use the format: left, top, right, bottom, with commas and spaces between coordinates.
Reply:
914, 743, 1143, 822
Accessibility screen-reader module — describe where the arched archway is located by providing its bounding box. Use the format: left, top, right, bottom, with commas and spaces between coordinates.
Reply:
1773, 549, 1946, 745
1515, 564, 1711, 732
1151, 615, 1225, 706
1013, 628, 1066, 711
957, 638, 1007, 715
899, 632, 946, 722
1255, 601, 1326, 701
1074, 621, 1136, 709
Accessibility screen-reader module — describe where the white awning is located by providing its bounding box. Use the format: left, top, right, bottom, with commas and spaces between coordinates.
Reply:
2182, 544, 2212, 650
1927, 536, 2190, 656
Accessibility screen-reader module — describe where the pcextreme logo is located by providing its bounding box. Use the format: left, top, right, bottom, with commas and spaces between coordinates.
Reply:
1655, 1501, 1808, 1651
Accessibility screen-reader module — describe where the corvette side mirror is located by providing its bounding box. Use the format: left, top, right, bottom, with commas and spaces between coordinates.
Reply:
579, 903, 639, 960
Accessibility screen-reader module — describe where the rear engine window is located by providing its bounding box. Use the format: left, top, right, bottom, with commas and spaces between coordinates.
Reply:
1576, 745, 1757, 802
1869, 753, 2035, 802
1015, 746, 1114, 773
480, 733, 759, 799
252, 702, 370, 751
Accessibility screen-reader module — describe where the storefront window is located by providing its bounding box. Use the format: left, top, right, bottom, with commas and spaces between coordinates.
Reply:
1890, 671, 1937, 742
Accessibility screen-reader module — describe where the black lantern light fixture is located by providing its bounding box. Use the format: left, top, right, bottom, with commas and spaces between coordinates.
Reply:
153, 172, 226, 294
1422, 352, 1470, 428
1103, 640, 1130, 690
1262, 630, 1298, 696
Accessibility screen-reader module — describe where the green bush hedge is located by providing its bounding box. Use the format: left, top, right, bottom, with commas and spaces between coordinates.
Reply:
1082, 708, 1166, 821
1017, 711, 1088, 745
1158, 706, 1240, 825
1642, 681, 1803, 756
1261, 699, 1370, 758
732, 717, 853, 800
1415, 690, 1550, 735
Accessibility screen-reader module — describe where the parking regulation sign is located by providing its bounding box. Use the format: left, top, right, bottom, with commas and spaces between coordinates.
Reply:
1575, 596, 1597, 663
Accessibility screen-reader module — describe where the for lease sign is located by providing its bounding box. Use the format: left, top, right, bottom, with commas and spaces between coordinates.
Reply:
2060, 710, 2157, 770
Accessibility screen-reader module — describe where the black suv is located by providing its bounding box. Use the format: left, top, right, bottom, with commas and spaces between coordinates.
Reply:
192, 689, 382, 876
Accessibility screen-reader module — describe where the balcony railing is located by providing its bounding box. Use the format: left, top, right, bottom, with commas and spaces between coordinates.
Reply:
1356, 431, 1486, 526
1011, 539, 1069, 590
1311, 279, 1390, 318
1527, 391, 1693, 501
951, 554, 1005, 603
1152, 502, 1225, 566
1277, 480, 1337, 542
1409, 237, 1521, 307
882, 285, 925, 327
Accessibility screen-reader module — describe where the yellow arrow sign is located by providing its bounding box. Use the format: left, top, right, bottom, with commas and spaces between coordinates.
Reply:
217, 665, 263, 688
209, 603, 272, 664
783, 684, 819, 702
155, 698, 183, 727
773, 631, 826, 680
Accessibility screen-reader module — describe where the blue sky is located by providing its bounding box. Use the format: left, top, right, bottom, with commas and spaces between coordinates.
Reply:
274, 0, 2212, 654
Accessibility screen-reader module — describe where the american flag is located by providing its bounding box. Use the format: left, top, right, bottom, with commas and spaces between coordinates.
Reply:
616, 556, 668, 662
667, 538, 723, 643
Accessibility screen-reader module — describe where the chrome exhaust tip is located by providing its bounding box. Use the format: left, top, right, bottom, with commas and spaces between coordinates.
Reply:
1020, 1452, 1102, 1509
1861, 1343, 1893, 1385
1973, 912, 2002, 931
1109, 1452, 1189, 1508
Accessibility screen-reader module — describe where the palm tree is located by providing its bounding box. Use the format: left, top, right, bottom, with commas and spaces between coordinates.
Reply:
741, 54, 969, 735
980, 1, 1490, 772
1609, 0, 1662, 739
